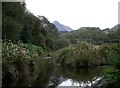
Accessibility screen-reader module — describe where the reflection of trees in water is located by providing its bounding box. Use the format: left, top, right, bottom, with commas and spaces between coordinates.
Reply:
33, 61, 54, 87
60, 67, 102, 81
78, 77, 102, 87
57, 67, 104, 87
34, 63, 103, 87
68, 76, 102, 87
71, 79, 78, 86
33, 61, 66, 87
4, 60, 104, 87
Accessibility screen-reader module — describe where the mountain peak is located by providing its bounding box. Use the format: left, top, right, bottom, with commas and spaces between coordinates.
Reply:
52, 21, 73, 32
53, 20, 59, 23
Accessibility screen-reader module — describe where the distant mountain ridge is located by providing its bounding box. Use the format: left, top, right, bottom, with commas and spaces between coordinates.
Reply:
52, 21, 73, 32
111, 24, 120, 31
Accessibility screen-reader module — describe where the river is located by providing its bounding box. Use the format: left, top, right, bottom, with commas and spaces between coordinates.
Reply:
3, 59, 105, 88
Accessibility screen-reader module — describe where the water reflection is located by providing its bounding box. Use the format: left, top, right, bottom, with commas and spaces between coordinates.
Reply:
58, 77, 102, 87
2, 60, 104, 87
56, 67, 103, 87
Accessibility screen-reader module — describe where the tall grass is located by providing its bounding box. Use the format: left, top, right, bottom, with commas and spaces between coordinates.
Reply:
53, 42, 113, 69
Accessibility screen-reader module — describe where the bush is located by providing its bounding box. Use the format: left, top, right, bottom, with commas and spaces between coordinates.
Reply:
54, 42, 112, 69
102, 44, 120, 88
2, 41, 45, 79
25, 43, 45, 56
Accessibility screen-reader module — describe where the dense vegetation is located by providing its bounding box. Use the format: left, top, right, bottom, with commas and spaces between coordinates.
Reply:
53, 42, 116, 68
60, 27, 119, 45
53, 42, 120, 87
102, 43, 120, 88
2, 2, 120, 88
2, 2, 63, 51
2, 41, 46, 84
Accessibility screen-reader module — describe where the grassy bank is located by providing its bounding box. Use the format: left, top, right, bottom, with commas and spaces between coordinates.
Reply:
2, 41, 46, 83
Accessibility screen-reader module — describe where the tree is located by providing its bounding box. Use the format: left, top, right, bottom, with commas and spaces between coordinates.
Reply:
2, 2, 25, 42
108, 30, 119, 43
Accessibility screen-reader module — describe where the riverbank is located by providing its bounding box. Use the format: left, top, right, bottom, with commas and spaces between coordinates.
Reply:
2, 41, 120, 87
2, 41, 47, 87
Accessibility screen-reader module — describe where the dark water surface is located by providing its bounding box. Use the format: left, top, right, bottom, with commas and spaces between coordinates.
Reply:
3, 60, 105, 88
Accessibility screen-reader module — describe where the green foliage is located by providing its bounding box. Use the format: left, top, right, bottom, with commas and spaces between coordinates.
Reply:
46, 37, 54, 50
3, 16, 23, 42
2, 2, 120, 88
54, 40, 119, 70
54, 43, 120, 87
107, 44, 120, 67
103, 69, 120, 88
102, 43, 120, 88
54, 38, 70, 50
25, 43, 45, 56
54, 42, 111, 69
2, 41, 45, 73
108, 30, 120, 43
2, 2, 59, 51
20, 13, 33, 43
61, 27, 110, 45
2, 2, 25, 42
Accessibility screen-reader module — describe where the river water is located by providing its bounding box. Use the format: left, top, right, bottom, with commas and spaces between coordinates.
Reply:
3, 60, 105, 88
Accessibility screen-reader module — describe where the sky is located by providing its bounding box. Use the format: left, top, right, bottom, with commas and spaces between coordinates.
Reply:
26, 0, 119, 30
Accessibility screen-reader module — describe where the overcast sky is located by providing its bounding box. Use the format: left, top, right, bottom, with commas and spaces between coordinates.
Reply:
26, 0, 119, 30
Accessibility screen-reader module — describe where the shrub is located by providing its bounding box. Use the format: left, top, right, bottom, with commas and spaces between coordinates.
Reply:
54, 42, 112, 69
2, 41, 45, 78
102, 44, 120, 88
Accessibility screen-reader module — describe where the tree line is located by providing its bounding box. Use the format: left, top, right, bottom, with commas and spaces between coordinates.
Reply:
2, 2, 65, 51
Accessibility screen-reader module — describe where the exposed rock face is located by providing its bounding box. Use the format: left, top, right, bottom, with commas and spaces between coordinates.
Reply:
53, 21, 73, 32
